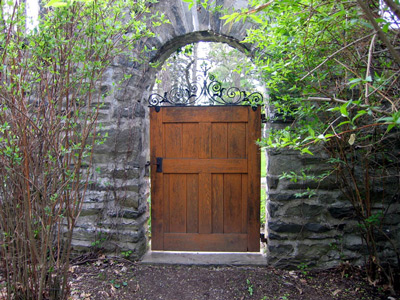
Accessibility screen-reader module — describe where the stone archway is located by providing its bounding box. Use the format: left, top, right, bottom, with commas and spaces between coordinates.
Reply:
73, 0, 261, 260
71, 0, 395, 269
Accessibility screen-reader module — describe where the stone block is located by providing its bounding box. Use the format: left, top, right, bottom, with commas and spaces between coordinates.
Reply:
343, 234, 363, 251
266, 175, 279, 190
111, 167, 140, 180
267, 233, 288, 240
95, 128, 142, 155
285, 204, 325, 220
304, 223, 331, 233
268, 155, 303, 175
267, 201, 281, 218
113, 105, 146, 119
109, 228, 145, 243
268, 191, 298, 202
268, 221, 303, 233
328, 206, 356, 219
107, 206, 146, 219
119, 194, 139, 209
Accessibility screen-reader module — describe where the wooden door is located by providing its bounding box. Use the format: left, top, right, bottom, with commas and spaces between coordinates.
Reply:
150, 106, 260, 252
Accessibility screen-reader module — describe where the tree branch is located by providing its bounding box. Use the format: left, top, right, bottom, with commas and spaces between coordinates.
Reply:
383, 0, 400, 21
365, 34, 377, 105
306, 97, 390, 115
357, 0, 400, 66
300, 32, 376, 81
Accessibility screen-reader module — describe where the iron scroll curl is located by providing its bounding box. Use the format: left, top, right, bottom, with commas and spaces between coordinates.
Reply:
148, 65, 263, 111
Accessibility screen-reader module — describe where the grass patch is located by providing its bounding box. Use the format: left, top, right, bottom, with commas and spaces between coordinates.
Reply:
261, 148, 266, 178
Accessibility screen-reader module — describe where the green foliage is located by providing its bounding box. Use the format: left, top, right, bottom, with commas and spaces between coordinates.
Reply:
297, 262, 308, 276
220, 0, 400, 291
0, 1, 165, 299
246, 278, 254, 296
260, 188, 266, 225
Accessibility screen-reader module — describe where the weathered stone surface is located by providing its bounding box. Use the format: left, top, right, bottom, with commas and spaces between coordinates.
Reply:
68, 0, 400, 270
285, 204, 325, 219
113, 105, 146, 119
305, 223, 331, 233
111, 167, 140, 180
267, 233, 288, 240
267, 175, 279, 190
328, 206, 356, 219
95, 128, 142, 155
266, 201, 281, 218
107, 206, 146, 219
268, 192, 298, 202
268, 221, 303, 233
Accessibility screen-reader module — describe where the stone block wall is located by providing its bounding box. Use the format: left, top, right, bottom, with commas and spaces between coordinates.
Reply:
69, 0, 259, 259
265, 120, 400, 269
66, 0, 400, 267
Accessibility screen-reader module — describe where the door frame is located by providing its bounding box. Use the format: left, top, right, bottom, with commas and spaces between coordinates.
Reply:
150, 105, 261, 252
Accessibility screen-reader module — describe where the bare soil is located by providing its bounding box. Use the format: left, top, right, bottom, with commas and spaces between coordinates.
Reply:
67, 256, 391, 300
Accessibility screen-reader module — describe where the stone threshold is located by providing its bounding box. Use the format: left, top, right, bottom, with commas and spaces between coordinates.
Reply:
140, 250, 267, 266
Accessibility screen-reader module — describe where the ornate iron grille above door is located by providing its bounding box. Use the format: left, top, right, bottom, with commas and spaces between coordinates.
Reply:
148, 64, 264, 110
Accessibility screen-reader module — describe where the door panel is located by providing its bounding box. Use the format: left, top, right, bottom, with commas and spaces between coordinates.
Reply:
150, 106, 260, 252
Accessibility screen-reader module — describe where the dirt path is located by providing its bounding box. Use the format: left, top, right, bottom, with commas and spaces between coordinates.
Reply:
69, 258, 388, 300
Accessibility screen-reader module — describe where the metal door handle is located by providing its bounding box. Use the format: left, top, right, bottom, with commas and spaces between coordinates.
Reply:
156, 157, 163, 173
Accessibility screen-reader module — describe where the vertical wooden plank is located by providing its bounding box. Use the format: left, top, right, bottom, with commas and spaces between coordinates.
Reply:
223, 174, 242, 233
150, 107, 163, 250
163, 174, 170, 233
211, 123, 227, 158
199, 173, 212, 234
199, 123, 211, 159
241, 174, 248, 233
164, 123, 182, 158
247, 106, 261, 252
183, 123, 198, 158
212, 174, 224, 233
186, 174, 199, 233
228, 123, 246, 158
169, 174, 186, 233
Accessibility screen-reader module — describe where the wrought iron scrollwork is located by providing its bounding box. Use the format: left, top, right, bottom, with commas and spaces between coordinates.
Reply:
148, 64, 263, 110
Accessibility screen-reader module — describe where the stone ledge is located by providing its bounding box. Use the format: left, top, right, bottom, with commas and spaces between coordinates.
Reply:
141, 251, 267, 266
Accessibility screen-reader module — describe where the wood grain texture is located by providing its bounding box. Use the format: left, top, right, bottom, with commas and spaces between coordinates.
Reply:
169, 174, 186, 233
247, 106, 261, 252
151, 106, 261, 252
163, 174, 170, 233
228, 123, 246, 158
163, 106, 248, 123
199, 173, 212, 234
224, 174, 242, 234
199, 122, 211, 159
186, 174, 199, 233
164, 123, 182, 158
212, 174, 224, 233
163, 159, 247, 173
183, 123, 198, 158
150, 108, 164, 250
164, 233, 247, 252
212, 123, 227, 158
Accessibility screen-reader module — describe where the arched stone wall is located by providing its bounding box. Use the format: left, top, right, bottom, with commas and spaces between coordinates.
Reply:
72, 0, 400, 269
72, 0, 261, 260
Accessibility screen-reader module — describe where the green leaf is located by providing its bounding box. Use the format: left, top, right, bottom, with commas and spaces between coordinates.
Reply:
45, 0, 67, 7
301, 148, 313, 156
382, 23, 390, 33
339, 104, 349, 118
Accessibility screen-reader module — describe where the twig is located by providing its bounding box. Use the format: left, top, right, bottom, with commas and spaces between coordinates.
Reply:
245, 1, 274, 15
383, 0, 400, 21
357, 0, 400, 66
305, 97, 390, 115
300, 32, 376, 81
365, 34, 377, 105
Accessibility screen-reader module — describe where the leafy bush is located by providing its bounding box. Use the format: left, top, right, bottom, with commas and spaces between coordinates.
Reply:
0, 0, 164, 299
